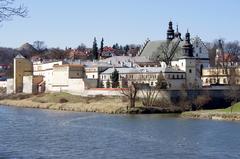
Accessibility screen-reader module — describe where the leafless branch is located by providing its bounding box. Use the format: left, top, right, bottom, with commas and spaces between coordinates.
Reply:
0, 0, 28, 23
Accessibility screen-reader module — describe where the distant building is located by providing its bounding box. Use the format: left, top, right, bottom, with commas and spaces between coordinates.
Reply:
33, 60, 63, 91
51, 64, 86, 93
139, 21, 210, 87
100, 67, 186, 89
201, 67, 240, 86
13, 54, 33, 93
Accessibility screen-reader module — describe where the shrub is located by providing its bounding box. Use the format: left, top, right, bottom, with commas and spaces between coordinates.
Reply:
59, 98, 68, 103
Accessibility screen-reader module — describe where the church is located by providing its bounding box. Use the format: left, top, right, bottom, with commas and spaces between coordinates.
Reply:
138, 21, 210, 88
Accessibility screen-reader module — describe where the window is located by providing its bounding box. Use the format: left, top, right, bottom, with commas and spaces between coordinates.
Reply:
151, 82, 153, 86
181, 74, 184, 79
223, 78, 226, 84
189, 69, 192, 73
199, 47, 202, 53
206, 79, 208, 83
169, 83, 171, 88
93, 75, 95, 78
177, 75, 179, 79
172, 75, 175, 79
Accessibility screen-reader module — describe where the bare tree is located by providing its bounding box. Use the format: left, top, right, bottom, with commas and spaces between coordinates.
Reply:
152, 39, 181, 66
121, 82, 139, 109
141, 85, 160, 107
33, 41, 47, 53
0, 0, 28, 23
225, 41, 240, 55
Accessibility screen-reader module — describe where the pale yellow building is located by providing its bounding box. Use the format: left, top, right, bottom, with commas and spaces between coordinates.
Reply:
201, 67, 240, 86
13, 54, 33, 93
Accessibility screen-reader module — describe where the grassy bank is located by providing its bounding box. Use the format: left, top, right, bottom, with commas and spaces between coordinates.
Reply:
182, 102, 240, 121
0, 93, 129, 114
0, 93, 184, 114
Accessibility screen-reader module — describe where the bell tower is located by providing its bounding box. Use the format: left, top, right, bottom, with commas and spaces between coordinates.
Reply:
182, 30, 193, 57
179, 31, 198, 89
167, 21, 175, 41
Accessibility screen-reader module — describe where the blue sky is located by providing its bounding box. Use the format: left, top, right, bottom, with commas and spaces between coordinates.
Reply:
0, 0, 239, 48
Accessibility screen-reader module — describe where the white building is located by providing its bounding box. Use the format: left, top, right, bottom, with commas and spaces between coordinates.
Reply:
51, 64, 86, 94
100, 67, 186, 90
33, 60, 63, 91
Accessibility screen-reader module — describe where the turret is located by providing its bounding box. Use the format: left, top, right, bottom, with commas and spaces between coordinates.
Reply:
167, 21, 175, 41
174, 25, 182, 40
182, 30, 193, 57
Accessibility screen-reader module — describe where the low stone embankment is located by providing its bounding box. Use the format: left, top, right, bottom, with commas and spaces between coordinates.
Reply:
182, 111, 240, 121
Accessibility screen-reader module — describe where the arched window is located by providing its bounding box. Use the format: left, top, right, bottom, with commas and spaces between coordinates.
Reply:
189, 69, 192, 73
206, 78, 208, 83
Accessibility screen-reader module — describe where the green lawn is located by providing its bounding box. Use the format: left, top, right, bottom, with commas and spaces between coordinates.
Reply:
220, 102, 240, 113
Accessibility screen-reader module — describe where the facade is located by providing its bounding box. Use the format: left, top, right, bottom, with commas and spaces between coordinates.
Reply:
22, 75, 44, 94
100, 67, 186, 90
33, 60, 63, 91
51, 64, 86, 93
13, 54, 33, 93
201, 67, 240, 86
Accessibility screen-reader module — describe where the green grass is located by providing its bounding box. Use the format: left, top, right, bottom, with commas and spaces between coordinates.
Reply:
219, 102, 240, 113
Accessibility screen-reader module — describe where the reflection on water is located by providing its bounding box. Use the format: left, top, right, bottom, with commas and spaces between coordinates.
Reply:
0, 106, 240, 159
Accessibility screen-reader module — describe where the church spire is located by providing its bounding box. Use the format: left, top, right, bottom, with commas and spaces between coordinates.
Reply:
174, 24, 182, 40
167, 21, 174, 41
182, 30, 193, 57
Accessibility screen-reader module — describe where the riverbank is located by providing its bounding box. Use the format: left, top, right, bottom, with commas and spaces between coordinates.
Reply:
0, 93, 182, 114
182, 103, 240, 121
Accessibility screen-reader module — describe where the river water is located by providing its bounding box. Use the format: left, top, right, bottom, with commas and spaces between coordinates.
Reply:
0, 106, 240, 159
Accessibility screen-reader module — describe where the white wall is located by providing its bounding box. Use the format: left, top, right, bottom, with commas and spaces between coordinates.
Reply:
0, 81, 7, 88
23, 76, 33, 94
52, 66, 69, 86
6, 79, 14, 94
33, 61, 63, 91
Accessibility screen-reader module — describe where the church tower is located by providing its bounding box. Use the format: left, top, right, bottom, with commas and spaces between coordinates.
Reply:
178, 31, 198, 89
167, 21, 175, 41
174, 25, 182, 40
182, 30, 193, 57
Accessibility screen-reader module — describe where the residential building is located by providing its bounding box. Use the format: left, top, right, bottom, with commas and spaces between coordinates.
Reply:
201, 67, 240, 86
